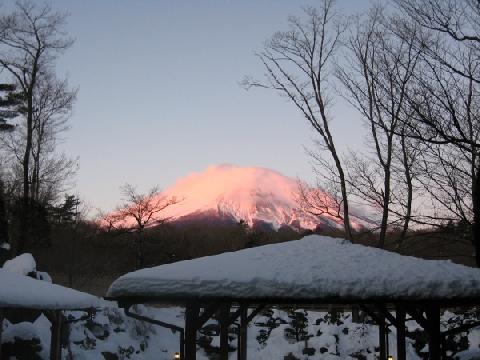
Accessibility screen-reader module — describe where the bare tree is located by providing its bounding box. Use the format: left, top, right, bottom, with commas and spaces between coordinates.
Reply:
0, 1, 73, 253
393, 127, 423, 244
295, 142, 349, 229
30, 72, 77, 203
0, 82, 23, 262
296, 179, 344, 222
394, 0, 480, 265
243, 1, 353, 239
1, 73, 77, 204
337, 7, 421, 248
395, 0, 480, 83
103, 184, 180, 269
418, 143, 474, 223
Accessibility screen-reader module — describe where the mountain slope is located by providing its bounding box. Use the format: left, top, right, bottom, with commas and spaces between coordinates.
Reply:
156, 164, 363, 230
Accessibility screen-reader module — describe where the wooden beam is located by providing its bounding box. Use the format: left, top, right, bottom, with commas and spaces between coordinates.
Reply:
50, 310, 63, 360
386, 323, 390, 358
360, 305, 382, 324
360, 305, 387, 360
442, 320, 480, 337
379, 315, 387, 360
0, 308, 4, 360
441, 337, 447, 359
125, 306, 184, 333
426, 305, 441, 360
406, 306, 429, 330
124, 306, 185, 360
196, 304, 219, 329
376, 305, 400, 328
185, 302, 200, 360
396, 305, 407, 360
108, 294, 480, 307
219, 304, 230, 360
238, 305, 248, 360
246, 305, 266, 323
227, 306, 244, 325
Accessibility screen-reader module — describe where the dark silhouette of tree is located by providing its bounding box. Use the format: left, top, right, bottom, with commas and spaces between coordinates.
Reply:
337, 6, 421, 248
393, 0, 480, 265
29, 73, 77, 204
0, 82, 21, 260
243, 0, 353, 240
103, 184, 180, 269
0, 1, 73, 254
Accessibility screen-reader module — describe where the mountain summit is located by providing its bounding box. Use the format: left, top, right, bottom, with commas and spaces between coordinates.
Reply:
158, 164, 349, 230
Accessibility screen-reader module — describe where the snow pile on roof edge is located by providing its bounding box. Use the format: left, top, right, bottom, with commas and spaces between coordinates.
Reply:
0, 269, 102, 310
3, 253, 36, 275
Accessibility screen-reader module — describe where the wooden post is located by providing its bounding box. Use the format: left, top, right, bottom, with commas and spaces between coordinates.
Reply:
378, 314, 386, 360
396, 306, 406, 360
219, 303, 230, 360
441, 337, 447, 360
185, 303, 200, 360
180, 328, 185, 360
426, 305, 441, 360
238, 305, 248, 360
386, 324, 390, 358
0, 308, 4, 360
50, 310, 63, 360
362, 305, 388, 360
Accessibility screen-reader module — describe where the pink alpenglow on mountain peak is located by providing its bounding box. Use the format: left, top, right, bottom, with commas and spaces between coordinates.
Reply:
156, 164, 341, 230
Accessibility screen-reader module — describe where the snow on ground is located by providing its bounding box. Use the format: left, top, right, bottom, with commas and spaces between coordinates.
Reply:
108, 235, 480, 301
2, 313, 52, 359
3, 253, 36, 275
239, 308, 388, 360
3, 241, 480, 359
2, 304, 479, 359
66, 304, 184, 360
0, 269, 102, 310
455, 349, 480, 360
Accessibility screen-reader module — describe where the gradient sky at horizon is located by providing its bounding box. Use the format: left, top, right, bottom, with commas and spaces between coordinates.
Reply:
29, 0, 370, 213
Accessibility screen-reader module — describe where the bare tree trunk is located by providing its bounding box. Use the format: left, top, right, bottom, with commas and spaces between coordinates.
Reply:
337, 162, 353, 240
473, 163, 480, 267
0, 179, 9, 257
68, 224, 77, 288
378, 134, 395, 249
378, 168, 391, 248
398, 133, 413, 245
135, 226, 145, 269
31, 129, 41, 202
18, 85, 35, 254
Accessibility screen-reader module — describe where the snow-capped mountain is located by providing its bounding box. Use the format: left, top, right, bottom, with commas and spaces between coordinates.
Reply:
150, 164, 365, 231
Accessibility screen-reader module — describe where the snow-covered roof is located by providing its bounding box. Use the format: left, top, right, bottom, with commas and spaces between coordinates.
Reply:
0, 269, 102, 310
107, 235, 480, 303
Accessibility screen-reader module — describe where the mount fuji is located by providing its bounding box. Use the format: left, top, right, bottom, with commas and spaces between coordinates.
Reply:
152, 164, 366, 231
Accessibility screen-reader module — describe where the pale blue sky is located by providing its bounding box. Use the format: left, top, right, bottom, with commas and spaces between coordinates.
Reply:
41, 0, 370, 212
